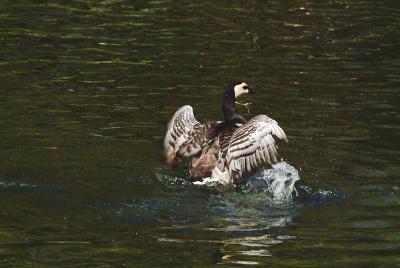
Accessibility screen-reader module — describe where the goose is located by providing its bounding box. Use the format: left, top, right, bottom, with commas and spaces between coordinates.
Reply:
163, 81, 288, 185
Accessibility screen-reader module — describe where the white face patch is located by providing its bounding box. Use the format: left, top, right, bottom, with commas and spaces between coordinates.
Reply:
234, 82, 249, 98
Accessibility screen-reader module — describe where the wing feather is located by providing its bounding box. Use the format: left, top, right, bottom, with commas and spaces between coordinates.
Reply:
226, 115, 288, 182
164, 105, 216, 167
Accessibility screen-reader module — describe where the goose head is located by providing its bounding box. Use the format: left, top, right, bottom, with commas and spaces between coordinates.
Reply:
221, 81, 254, 123
224, 81, 253, 100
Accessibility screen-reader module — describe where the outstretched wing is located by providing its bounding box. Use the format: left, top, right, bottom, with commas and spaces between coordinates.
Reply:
225, 115, 288, 182
163, 105, 209, 167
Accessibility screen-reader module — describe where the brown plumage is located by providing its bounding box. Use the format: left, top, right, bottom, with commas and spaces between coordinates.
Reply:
163, 82, 288, 185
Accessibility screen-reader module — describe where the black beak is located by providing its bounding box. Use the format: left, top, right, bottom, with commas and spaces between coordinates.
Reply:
248, 87, 256, 94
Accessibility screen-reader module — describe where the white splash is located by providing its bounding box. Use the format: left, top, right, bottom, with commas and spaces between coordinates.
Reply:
193, 162, 300, 201
192, 167, 229, 186
254, 162, 300, 200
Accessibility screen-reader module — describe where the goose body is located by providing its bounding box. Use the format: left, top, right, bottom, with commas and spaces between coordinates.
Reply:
163, 82, 288, 185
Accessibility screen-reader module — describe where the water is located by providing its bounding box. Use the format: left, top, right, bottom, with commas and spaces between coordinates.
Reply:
0, 0, 399, 267
255, 162, 299, 200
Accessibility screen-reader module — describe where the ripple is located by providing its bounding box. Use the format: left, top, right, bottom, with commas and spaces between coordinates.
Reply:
0, 181, 38, 189
0, 0, 399, 266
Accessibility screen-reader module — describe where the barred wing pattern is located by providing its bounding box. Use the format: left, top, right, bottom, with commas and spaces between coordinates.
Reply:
163, 105, 208, 167
225, 115, 288, 182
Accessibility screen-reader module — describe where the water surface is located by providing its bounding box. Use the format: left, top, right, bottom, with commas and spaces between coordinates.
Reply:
0, 0, 399, 267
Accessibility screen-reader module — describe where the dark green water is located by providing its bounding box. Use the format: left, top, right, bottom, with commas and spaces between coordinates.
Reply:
1, 0, 399, 267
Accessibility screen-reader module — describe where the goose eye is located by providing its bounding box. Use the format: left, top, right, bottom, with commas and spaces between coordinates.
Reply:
243, 85, 249, 90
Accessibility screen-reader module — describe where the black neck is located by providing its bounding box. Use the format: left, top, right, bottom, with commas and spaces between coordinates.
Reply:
222, 91, 236, 120
222, 90, 246, 125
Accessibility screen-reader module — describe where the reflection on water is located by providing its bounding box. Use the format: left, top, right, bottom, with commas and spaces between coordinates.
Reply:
1, 0, 399, 266
156, 163, 302, 265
